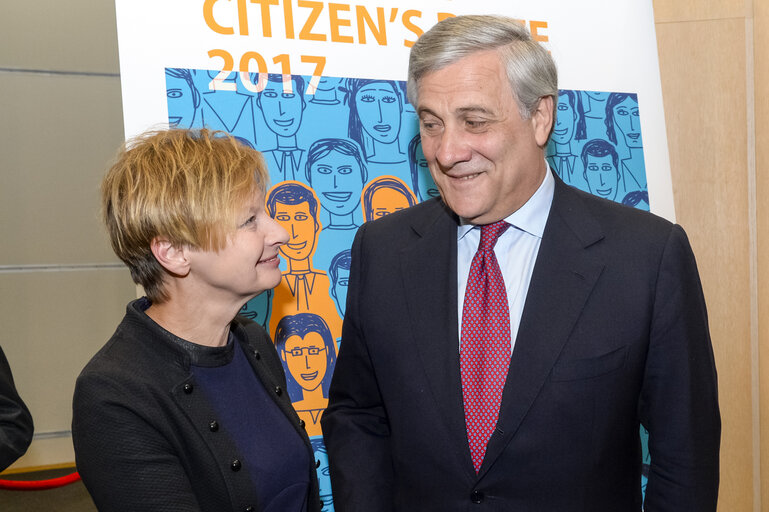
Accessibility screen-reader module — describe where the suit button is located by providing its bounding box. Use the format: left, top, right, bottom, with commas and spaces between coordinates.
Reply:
299, 419, 306, 429
209, 420, 219, 432
274, 386, 282, 396
183, 383, 193, 394
244, 507, 254, 512
254, 350, 261, 360
231, 459, 242, 471
316, 459, 321, 468
471, 490, 484, 504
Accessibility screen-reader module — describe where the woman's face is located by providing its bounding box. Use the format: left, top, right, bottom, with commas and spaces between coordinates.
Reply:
186, 190, 288, 303
284, 332, 328, 393
355, 82, 402, 144
613, 96, 642, 148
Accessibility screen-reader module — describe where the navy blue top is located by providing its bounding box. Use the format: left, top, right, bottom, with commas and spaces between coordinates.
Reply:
191, 335, 310, 512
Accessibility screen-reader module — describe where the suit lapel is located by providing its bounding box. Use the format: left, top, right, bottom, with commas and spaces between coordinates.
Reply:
479, 176, 607, 477
399, 201, 475, 477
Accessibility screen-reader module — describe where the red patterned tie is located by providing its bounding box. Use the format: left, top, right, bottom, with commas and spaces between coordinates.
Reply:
460, 220, 511, 473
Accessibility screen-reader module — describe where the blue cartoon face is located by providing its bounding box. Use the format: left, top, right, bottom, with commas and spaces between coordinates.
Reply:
331, 267, 350, 317
166, 74, 196, 129
413, 140, 439, 201
240, 290, 272, 328
612, 96, 642, 148
551, 93, 575, 145
355, 82, 401, 144
586, 90, 609, 102
584, 154, 619, 200
310, 151, 364, 217
317, 76, 343, 90
260, 79, 304, 137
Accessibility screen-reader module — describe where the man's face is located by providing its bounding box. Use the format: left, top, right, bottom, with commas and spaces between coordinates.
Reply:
259, 79, 305, 137
273, 201, 318, 261
551, 93, 575, 145
310, 152, 364, 217
283, 332, 328, 392
417, 49, 552, 224
584, 154, 619, 200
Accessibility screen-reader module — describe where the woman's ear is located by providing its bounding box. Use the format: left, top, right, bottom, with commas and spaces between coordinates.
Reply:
150, 237, 191, 277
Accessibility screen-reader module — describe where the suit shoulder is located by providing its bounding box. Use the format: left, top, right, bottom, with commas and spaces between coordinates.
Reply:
356, 198, 451, 242
559, 184, 677, 241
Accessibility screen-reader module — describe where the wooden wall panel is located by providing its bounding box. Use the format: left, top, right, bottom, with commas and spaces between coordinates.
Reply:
753, 0, 769, 509
653, 0, 747, 24
655, 16, 754, 511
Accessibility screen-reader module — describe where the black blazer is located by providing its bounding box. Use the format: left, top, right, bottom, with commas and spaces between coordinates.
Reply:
322, 173, 720, 511
72, 299, 321, 512
0, 345, 34, 471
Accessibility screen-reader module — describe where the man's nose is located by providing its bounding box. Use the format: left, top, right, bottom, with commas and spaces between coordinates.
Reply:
434, 126, 471, 169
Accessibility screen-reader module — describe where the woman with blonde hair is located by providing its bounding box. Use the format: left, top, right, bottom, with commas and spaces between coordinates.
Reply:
73, 129, 320, 512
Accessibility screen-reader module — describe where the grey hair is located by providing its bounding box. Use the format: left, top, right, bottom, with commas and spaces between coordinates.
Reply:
407, 15, 558, 119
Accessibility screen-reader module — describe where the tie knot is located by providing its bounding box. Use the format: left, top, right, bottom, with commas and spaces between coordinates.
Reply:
479, 221, 509, 252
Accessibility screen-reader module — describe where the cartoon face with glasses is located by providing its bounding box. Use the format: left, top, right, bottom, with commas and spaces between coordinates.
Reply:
274, 313, 338, 436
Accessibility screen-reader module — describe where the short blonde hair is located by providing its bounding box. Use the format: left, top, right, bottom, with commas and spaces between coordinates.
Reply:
102, 129, 268, 303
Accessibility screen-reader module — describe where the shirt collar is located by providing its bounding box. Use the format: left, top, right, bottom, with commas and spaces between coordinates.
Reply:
457, 165, 554, 241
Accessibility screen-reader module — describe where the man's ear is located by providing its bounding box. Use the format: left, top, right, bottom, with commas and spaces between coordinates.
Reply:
150, 237, 191, 277
532, 95, 555, 148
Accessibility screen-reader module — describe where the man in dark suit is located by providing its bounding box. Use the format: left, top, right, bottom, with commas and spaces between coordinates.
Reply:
321, 15, 720, 511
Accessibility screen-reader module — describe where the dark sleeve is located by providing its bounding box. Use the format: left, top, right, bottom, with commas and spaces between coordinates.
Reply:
0, 345, 34, 471
321, 224, 395, 512
72, 371, 202, 512
639, 224, 721, 511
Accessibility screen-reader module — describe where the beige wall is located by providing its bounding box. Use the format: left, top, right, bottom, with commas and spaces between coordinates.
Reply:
0, 0, 136, 470
654, 0, 761, 509
0, 1, 763, 510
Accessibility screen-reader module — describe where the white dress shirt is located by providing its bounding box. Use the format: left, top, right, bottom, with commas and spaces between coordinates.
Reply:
457, 168, 555, 354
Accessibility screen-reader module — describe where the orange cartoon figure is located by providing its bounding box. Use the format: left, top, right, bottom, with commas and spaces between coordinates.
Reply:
275, 313, 337, 437
361, 176, 417, 222
266, 181, 342, 343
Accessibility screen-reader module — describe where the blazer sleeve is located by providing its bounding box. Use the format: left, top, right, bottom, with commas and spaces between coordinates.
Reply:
321, 224, 395, 512
72, 371, 203, 512
0, 345, 34, 471
639, 224, 721, 511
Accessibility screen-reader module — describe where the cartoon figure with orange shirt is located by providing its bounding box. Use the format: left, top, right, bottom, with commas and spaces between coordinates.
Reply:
361, 176, 417, 223
274, 313, 337, 437
266, 182, 343, 343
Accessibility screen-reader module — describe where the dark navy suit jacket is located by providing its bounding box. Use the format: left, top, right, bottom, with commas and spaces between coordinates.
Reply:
322, 172, 720, 511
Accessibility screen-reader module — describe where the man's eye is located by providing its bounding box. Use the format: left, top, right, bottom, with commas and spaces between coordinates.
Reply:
382, 95, 396, 103
276, 214, 290, 221
466, 119, 486, 129
263, 91, 278, 98
339, 167, 353, 175
282, 93, 296, 99
295, 214, 309, 221
167, 90, 183, 99
316, 166, 332, 175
